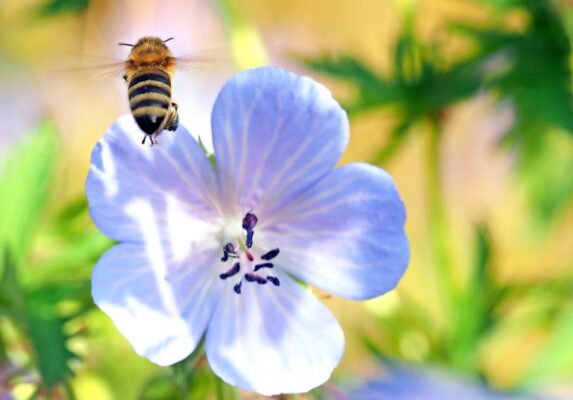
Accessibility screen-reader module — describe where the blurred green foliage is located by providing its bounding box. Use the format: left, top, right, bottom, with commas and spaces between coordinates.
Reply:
307, 0, 573, 223
214, 0, 268, 69
306, 0, 573, 395
36, 0, 90, 18
0, 123, 110, 394
0, 121, 57, 268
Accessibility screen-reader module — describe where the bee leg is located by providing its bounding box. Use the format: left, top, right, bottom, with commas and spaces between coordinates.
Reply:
141, 135, 154, 146
165, 103, 179, 132
123, 74, 128, 83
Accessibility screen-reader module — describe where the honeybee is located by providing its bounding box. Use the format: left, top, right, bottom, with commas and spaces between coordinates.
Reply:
60, 36, 226, 145
119, 36, 179, 146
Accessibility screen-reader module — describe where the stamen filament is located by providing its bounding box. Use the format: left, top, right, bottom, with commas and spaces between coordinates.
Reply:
246, 230, 254, 249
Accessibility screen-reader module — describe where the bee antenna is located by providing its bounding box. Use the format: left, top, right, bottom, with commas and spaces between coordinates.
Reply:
118, 42, 134, 47
164, 37, 174, 43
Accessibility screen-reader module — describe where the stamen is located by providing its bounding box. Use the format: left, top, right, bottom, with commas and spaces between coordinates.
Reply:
261, 248, 280, 261
242, 212, 258, 231
221, 242, 239, 261
267, 276, 280, 286
219, 262, 241, 280
221, 243, 239, 262
245, 273, 267, 284
246, 230, 254, 249
220, 212, 282, 293
224, 242, 235, 254
253, 262, 273, 272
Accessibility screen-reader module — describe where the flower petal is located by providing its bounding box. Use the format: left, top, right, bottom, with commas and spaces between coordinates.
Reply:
86, 115, 220, 246
92, 243, 219, 366
211, 67, 349, 217
259, 163, 409, 300
205, 272, 344, 396
350, 364, 518, 400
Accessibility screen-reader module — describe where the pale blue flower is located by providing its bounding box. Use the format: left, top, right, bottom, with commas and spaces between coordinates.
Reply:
86, 67, 409, 395
348, 363, 555, 400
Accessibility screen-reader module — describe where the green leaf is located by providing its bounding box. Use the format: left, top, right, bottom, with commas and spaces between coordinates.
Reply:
448, 226, 500, 373
457, 0, 573, 219
304, 55, 395, 113
0, 250, 26, 325
25, 280, 91, 389
0, 120, 58, 267
464, 0, 573, 138
27, 311, 75, 388
36, 0, 90, 17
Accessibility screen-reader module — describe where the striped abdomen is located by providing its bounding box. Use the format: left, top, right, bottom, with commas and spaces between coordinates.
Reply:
128, 69, 172, 135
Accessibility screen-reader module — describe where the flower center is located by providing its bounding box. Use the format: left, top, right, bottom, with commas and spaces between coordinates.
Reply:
218, 212, 280, 294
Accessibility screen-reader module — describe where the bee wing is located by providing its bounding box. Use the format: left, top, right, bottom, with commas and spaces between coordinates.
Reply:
172, 48, 233, 73
51, 59, 127, 81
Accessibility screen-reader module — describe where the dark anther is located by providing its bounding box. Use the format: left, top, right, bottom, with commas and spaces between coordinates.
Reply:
253, 263, 273, 272
242, 212, 258, 231
246, 250, 254, 262
245, 273, 267, 284
246, 230, 254, 249
219, 262, 240, 280
261, 248, 280, 261
224, 243, 235, 254
267, 276, 280, 286
221, 243, 239, 262
233, 282, 242, 294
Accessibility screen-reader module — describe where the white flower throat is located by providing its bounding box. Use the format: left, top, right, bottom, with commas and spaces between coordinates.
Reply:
218, 212, 281, 294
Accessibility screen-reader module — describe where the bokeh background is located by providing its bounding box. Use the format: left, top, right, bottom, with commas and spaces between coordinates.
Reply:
1, 0, 573, 398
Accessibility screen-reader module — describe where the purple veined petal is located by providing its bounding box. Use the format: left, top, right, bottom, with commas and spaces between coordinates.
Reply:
259, 163, 409, 300
166, 241, 222, 341
86, 115, 222, 248
92, 242, 221, 366
205, 271, 344, 396
211, 66, 349, 218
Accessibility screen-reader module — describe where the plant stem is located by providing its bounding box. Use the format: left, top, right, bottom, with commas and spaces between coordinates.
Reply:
426, 116, 456, 320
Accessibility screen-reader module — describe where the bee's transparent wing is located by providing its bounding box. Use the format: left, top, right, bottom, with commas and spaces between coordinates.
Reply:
171, 47, 233, 73
51, 58, 127, 81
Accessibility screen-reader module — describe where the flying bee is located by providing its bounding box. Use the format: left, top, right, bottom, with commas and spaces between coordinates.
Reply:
119, 36, 179, 146
58, 36, 228, 145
